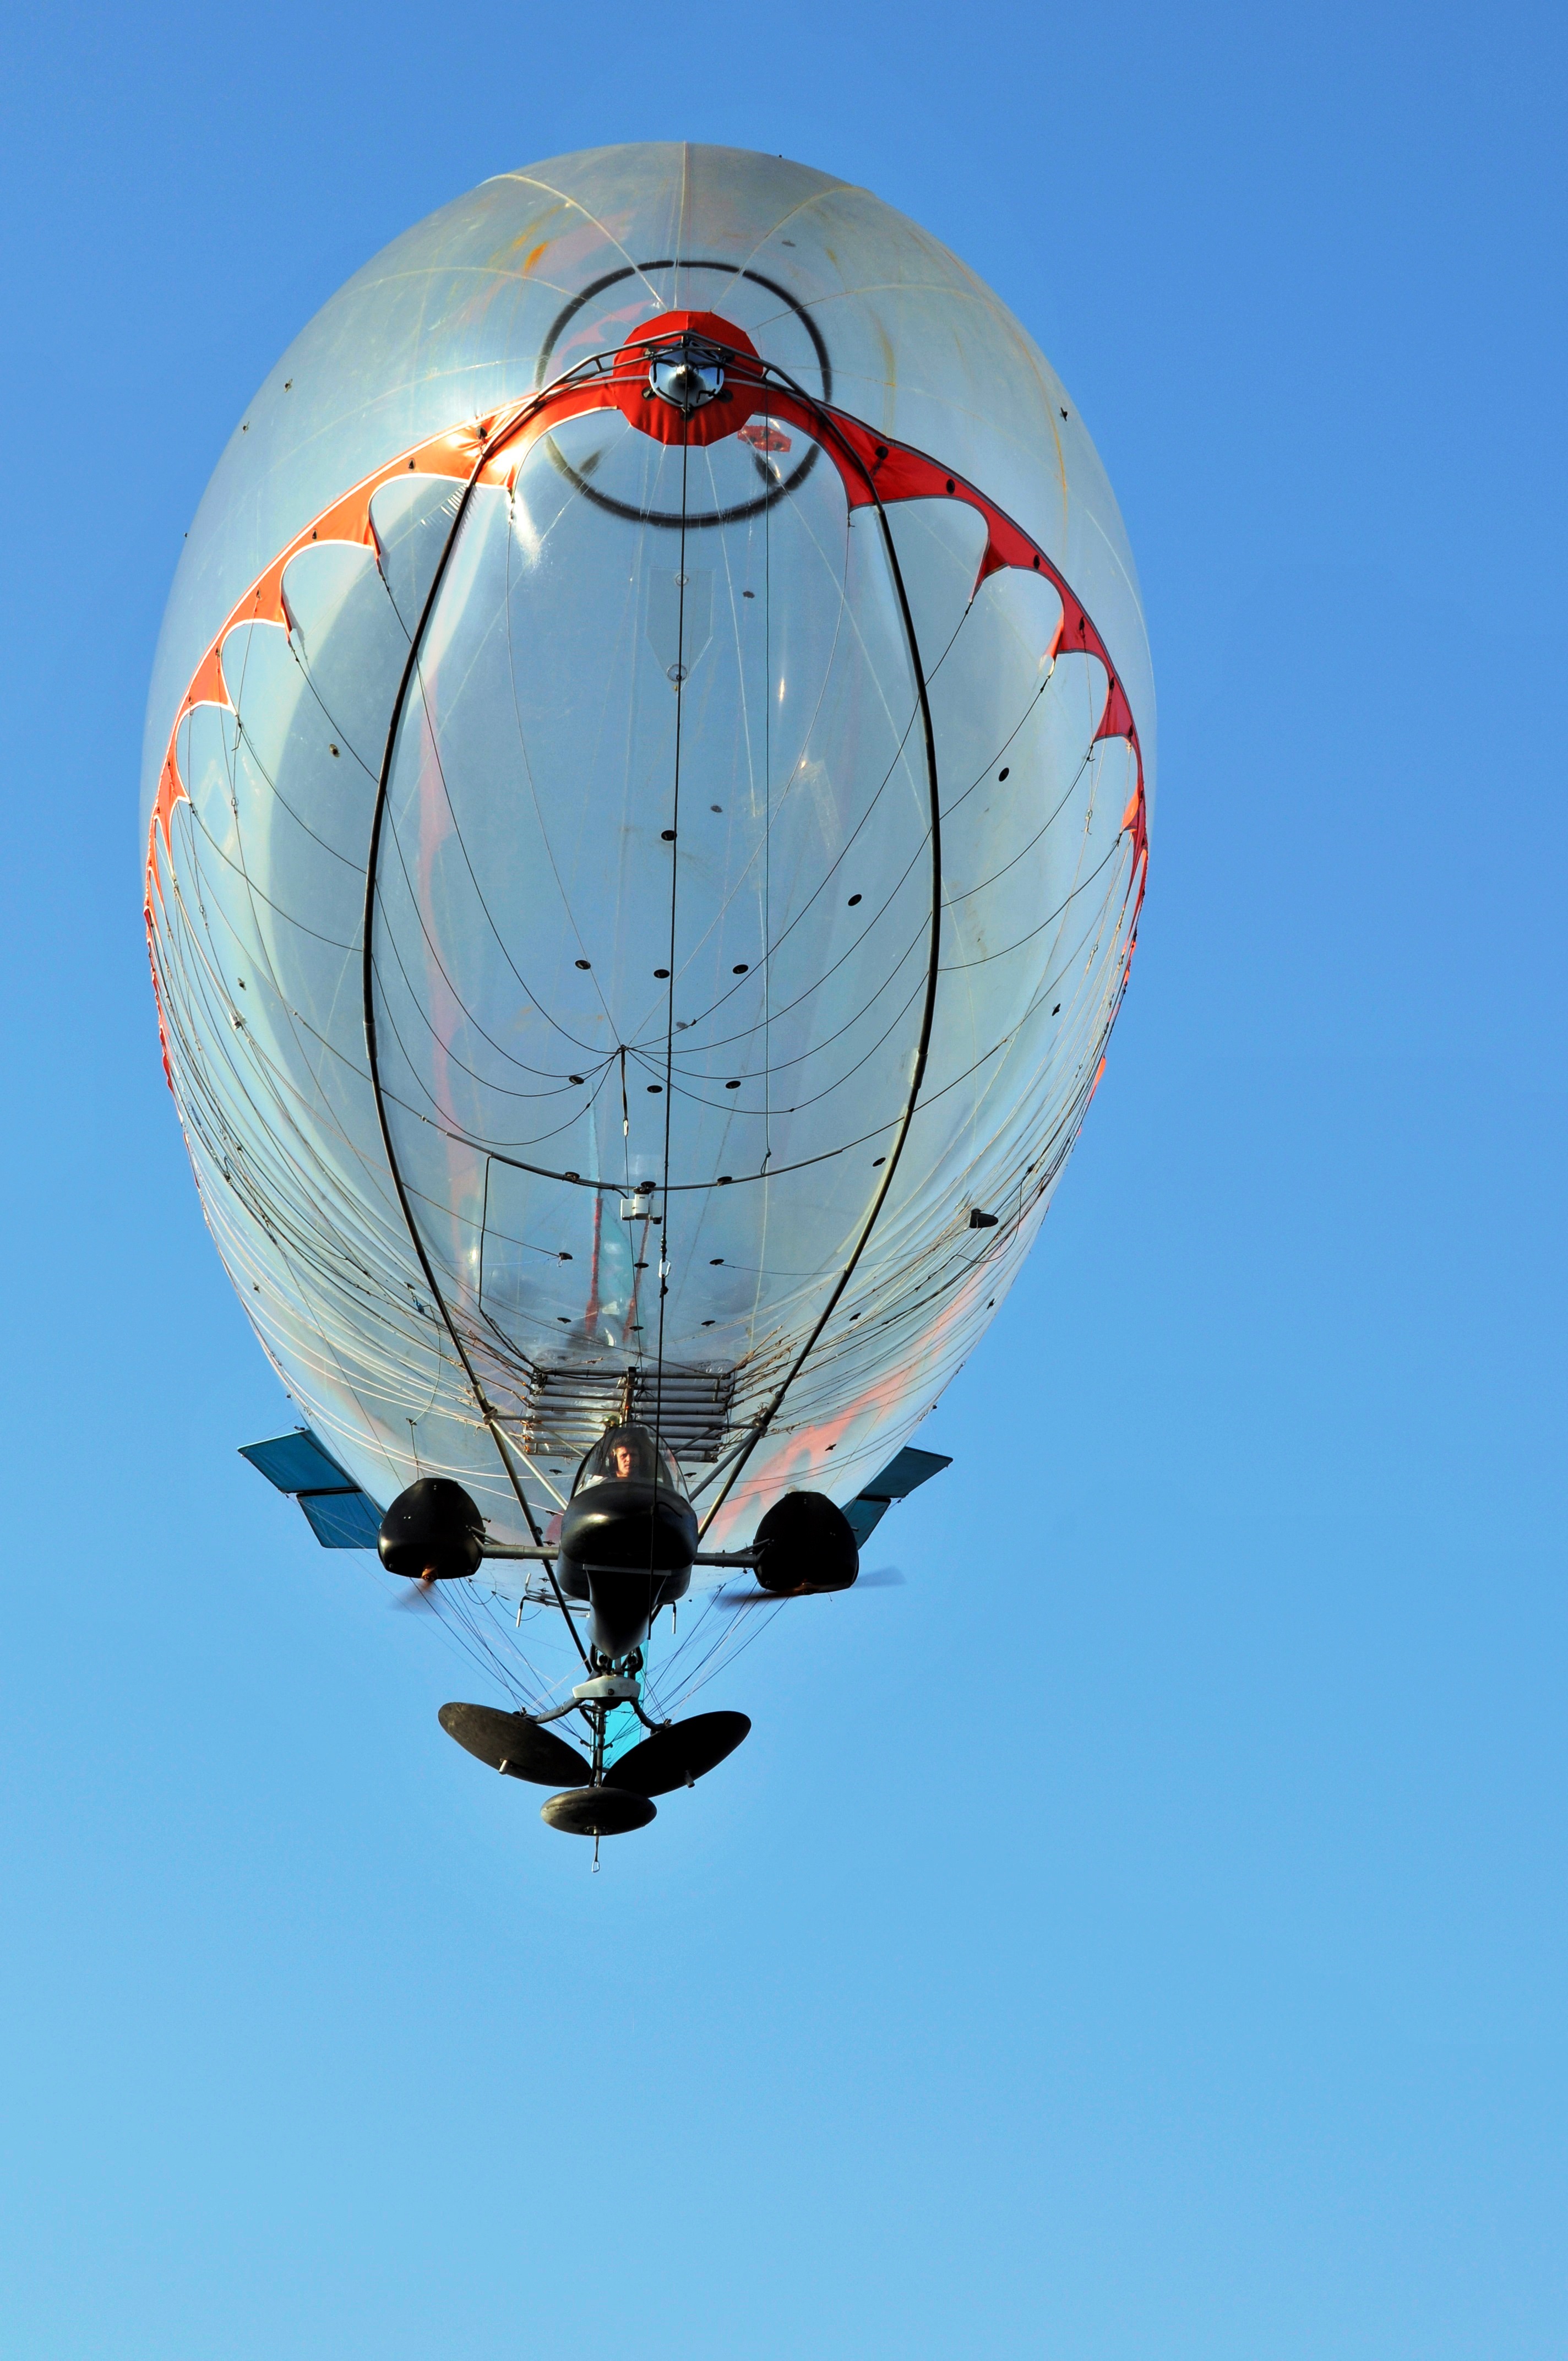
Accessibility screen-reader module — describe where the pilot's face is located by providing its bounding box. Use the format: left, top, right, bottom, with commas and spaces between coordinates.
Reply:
612, 1444, 634, 1478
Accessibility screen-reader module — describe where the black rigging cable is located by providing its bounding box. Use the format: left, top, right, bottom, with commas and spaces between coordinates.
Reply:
360, 416, 591, 1671
693, 360, 948, 1536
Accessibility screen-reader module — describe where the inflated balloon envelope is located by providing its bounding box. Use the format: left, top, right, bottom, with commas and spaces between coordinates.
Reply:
145, 144, 1153, 1830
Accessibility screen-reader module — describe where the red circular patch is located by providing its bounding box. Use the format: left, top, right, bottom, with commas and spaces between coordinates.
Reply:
608, 310, 765, 447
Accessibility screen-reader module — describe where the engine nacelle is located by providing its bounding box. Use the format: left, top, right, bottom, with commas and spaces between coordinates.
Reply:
378, 1477, 485, 1582
753, 1490, 859, 1595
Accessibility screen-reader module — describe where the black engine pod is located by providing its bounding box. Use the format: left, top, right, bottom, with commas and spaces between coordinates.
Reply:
378, 1476, 485, 1582
753, 1489, 859, 1595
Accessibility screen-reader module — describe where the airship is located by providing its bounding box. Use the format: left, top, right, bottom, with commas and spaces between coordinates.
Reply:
143, 143, 1152, 1840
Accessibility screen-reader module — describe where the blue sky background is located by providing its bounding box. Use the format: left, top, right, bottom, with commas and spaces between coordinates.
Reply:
2, 3, 1565, 2354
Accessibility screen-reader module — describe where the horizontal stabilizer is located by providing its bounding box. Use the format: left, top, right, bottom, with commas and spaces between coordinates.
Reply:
239, 1429, 382, 1551
844, 1445, 953, 1546
239, 1430, 350, 1492
297, 1489, 383, 1549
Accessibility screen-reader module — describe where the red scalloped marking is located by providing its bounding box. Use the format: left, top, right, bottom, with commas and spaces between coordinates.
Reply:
146, 422, 494, 886
149, 362, 1149, 966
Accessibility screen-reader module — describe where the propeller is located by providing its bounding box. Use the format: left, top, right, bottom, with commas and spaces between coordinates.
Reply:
388, 1574, 438, 1610
714, 1567, 904, 1607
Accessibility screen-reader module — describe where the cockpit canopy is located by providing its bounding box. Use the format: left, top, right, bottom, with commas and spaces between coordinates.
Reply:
572, 1421, 685, 1498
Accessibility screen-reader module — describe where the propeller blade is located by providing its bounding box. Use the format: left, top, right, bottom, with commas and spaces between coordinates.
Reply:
714, 1568, 903, 1606
389, 1576, 437, 1611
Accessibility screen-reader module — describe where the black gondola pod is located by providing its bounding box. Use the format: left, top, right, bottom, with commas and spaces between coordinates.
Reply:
555, 1421, 698, 1662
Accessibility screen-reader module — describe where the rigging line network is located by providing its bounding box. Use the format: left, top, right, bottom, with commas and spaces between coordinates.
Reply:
694, 377, 949, 1538
360, 418, 591, 1671
686, 978, 1134, 1480
227, 691, 377, 871
504, 433, 864, 1069
432, 1587, 536, 1707
943, 742, 1106, 908
632, 854, 933, 1064
653, 434, 690, 1482
652, 958, 929, 1113
650, 688, 1092, 1068
652, 1584, 788, 1713
401, 1579, 541, 1710
372, 396, 1075, 1131
937, 836, 1128, 972
160, 985, 405, 1332
644, 1584, 727, 1704
405, 852, 1128, 1214
444, 1575, 568, 1705
673, 852, 1124, 1131
365, 889, 596, 1104
176, 792, 360, 956
364, 980, 612, 1163
609, 557, 1080, 1079
159, 880, 424, 1324
499, 487, 628, 1047
175, 831, 1100, 1379
374, 673, 615, 1070
158, 329, 1147, 1664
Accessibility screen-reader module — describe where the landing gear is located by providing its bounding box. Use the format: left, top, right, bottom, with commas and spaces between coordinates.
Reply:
439, 1650, 751, 1842
540, 1787, 656, 1837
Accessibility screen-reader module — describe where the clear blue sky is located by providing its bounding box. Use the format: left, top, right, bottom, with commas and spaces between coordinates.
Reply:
2, 4, 1564, 2355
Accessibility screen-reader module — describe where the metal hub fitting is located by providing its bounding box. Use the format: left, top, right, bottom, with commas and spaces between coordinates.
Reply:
571, 1672, 641, 1705
647, 338, 725, 412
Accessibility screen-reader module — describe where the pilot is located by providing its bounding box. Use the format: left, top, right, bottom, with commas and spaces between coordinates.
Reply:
580, 1423, 656, 1489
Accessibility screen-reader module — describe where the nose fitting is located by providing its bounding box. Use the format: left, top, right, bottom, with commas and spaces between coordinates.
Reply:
648, 337, 726, 413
